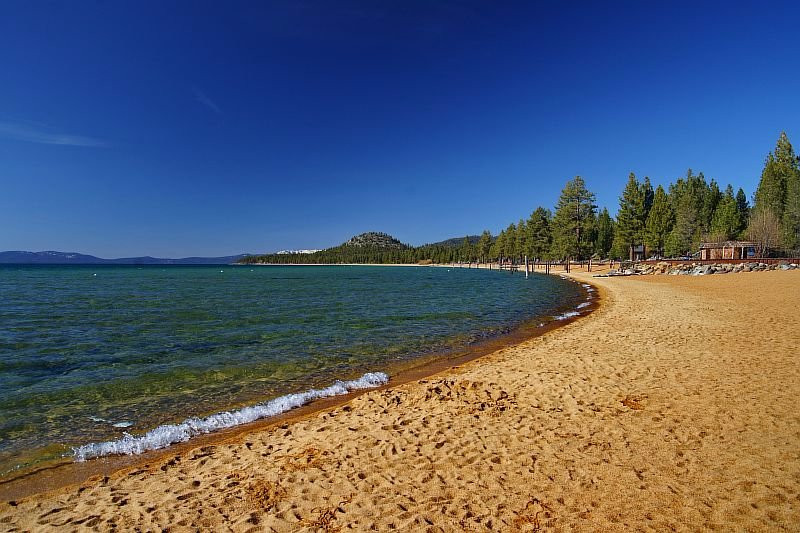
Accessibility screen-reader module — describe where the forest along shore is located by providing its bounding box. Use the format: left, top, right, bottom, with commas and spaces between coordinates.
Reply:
1, 270, 799, 531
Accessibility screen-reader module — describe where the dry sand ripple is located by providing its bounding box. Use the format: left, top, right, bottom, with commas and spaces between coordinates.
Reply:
1, 269, 799, 531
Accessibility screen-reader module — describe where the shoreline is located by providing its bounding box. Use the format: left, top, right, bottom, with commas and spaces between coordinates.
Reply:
5, 268, 798, 530
241, 263, 426, 267
0, 269, 597, 501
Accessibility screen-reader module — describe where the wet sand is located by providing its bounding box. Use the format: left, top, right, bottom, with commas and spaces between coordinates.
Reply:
1, 269, 799, 531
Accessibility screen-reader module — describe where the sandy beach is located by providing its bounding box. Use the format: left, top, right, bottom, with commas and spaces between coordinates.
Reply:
2, 268, 799, 531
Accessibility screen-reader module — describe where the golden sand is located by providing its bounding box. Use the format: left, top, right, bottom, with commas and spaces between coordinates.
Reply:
1, 269, 799, 531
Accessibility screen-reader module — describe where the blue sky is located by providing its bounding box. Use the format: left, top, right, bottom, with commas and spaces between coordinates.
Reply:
1, 1, 799, 257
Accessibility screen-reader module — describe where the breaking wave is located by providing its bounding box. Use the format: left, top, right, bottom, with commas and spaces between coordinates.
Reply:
73, 372, 388, 461
553, 311, 580, 320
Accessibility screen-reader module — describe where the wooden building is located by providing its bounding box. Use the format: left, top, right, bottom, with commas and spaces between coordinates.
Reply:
699, 240, 757, 260
629, 244, 645, 261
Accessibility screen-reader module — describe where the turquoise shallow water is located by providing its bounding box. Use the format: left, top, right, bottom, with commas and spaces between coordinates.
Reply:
0, 264, 584, 474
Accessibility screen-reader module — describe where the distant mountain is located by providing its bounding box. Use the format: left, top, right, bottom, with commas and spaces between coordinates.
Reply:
238, 231, 412, 264
426, 235, 483, 248
0, 251, 248, 265
343, 232, 408, 249
0, 251, 107, 264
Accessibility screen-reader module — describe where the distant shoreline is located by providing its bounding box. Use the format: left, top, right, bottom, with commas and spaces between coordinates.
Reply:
245, 263, 425, 267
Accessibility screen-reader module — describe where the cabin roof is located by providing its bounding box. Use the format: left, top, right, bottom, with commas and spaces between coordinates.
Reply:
699, 240, 757, 249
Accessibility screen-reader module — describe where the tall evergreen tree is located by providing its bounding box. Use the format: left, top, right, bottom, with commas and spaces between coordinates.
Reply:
701, 178, 722, 233
551, 176, 597, 260
665, 170, 705, 256
665, 200, 699, 257
585, 210, 598, 254
527, 207, 552, 260
594, 207, 615, 258
642, 176, 654, 219
614, 173, 646, 258
645, 185, 674, 256
783, 170, 800, 253
491, 230, 506, 261
505, 223, 518, 261
460, 237, 473, 262
754, 132, 798, 219
477, 230, 492, 263
516, 218, 528, 260
710, 186, 740, 241
735, 188, 750, 236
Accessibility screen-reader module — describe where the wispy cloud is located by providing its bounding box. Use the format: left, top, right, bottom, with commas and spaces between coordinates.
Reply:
193, 87, 222, 114
0, 121, 107, 147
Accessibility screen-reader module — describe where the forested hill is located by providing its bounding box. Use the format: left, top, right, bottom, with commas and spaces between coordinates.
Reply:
428, 235, 482, 247
237, 232, 484, 264
343, 232, 406, 248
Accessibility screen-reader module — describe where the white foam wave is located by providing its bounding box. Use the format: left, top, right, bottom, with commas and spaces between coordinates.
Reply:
73, 372, 388, 461
576, 302, 590, 309
554, 311, 580, 320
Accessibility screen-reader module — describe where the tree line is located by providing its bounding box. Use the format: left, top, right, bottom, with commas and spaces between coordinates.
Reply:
240, 132, 800, 265
461, 131, 799, 263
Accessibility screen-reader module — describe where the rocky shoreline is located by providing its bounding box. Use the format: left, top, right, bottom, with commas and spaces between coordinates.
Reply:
604, 261, 799, 276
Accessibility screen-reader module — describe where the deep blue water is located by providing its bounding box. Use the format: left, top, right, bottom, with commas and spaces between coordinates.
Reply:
0, 264, 585, 473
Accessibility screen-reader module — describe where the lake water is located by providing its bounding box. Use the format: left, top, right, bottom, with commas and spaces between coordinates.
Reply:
0, 264, 586, 475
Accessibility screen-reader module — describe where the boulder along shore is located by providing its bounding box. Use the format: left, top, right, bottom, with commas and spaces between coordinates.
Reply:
606, 260, 799, 276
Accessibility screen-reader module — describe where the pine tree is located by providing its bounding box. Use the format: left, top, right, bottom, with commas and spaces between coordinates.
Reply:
551, 176, 597, 260
710, 186, 740, 241
665, 170, 705, 256
504, 223, 518, 262
735, 188, 750, 236
754, 132, 798, 219
665, 199, 699, 257
527, 207, 552, 260
477, 230, 492, 263
645, 185, 674, 256
701, 178, 722, 233
516, 218, 529, 261
460, 237, 473, 262
783, 170, 800, 253
642, 176, 654, 219
614, 173, 646, 259
491, 230, 505, 261
594, 207, 615, 258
